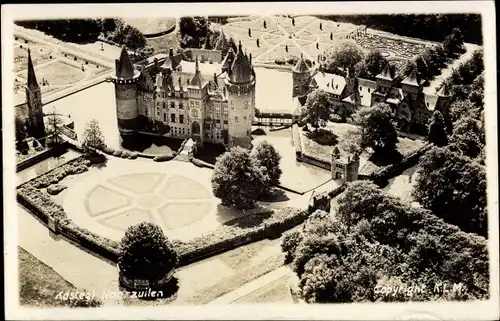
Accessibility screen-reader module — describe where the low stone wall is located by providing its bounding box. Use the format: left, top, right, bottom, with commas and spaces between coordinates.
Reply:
297, 153, 331, 171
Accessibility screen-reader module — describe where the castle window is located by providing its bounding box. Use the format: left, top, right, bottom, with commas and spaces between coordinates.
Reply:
215, 105, 221, 114
179, 102, 183, 109
223, 120, 228, 125
164, 113, 167, 122
163, 102, 166, 109
244, 101, 248, 109
193, 109, 199, 118
170, 102, 175, 109
144, 96, 148, 101
231, 101, 235, 110
171, 113, 176, 122
244, 116, 247, 121
235, 116, 239, 122
180, 115, 184, 124
190, 101, 194, 108
196, 101, 200, 108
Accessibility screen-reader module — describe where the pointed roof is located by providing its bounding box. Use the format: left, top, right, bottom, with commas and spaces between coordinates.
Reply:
115, 47, 136, 79
189, 56, 207, 88
215, 28, 229, 51
222, 48, 235, 73
437, 83, 451, 97
228, 41, 254, 84
376, 63, 394, 81
292, 53, 310, 73
27, 49, 38, 88
401, 68, 423, 87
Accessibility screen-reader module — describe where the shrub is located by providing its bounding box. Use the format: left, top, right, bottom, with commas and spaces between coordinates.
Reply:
120, 151, 131, 158
251, 128, 266, 135
282, 230, 303, 263
275, 58, 286, 65
112, 150, 122, 157
329, 113, 344, 123
191, 157, 215, 169
47, 184, 67, 195
153, 154, 175, 162
128, 152, 138, 159
119, 223, 178, 283
102, 146, 115, 154
306, 128, 338, 145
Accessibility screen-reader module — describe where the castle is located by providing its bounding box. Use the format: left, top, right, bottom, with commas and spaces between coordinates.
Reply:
112, 30, 256, 149
14, 49, 45, 141
292, 54, 452, 134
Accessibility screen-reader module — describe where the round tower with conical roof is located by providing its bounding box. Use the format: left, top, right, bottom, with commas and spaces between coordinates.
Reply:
292, 53, 311, 98
112, 47, 141, 135
224, 41, 256, 149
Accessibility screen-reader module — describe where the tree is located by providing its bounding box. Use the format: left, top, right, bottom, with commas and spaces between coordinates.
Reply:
322, 40, 364, 73
248, 28, 251, 37
263, 20, 267, 28
212, 147, 269, 209
119, 222, 178, 284
251, 141, 282, 186
256, 38, 260, 47
46, 107, 64, 145
412, 147, 487, 236
292, 18, 295, 26
179, 16, 209, 48
355, 49, 388, 79
469, 72, 484, 107
301, 89, 332, 128
354, 103, 398, 154
449, 115, 485, 159
428, 110, 448, 146
82, 118, 106, 153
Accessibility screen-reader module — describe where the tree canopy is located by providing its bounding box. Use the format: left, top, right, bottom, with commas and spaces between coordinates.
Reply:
82, 118, 106, 153
355, 49, 388, 79
119, 222, 178, 282
354, 103, 398, 154
251, 141, 282, 186
212, 147, 269, 209
412, 147, 487, 236
179, 16, 210, 49
301, 89, 332, 127
428, 111, 448, 147
283, 180, 489, 303
321, 40, 364, 74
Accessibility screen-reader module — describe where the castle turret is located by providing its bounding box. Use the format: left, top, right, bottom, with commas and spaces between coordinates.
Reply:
221, 48, 235, 74
224, 41, 255, 149
25, 49, 45, 140
292, 53, 311, 98
435, 83, 451, 124
401, 68, 424, 99
112, 47, 140, 135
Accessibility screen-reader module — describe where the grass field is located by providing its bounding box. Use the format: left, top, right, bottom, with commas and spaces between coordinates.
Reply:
18, 247, 98, 307
147, 31, 180, 53
122, 18, 176, 35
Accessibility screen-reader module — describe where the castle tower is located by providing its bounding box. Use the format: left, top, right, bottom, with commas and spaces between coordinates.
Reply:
25, 49, 45, 140
345, 152, 360, 182
401, 68, 424, 100
215, 27, 230, 57
345, 66, 357, 93
112, 47, 141, 135
225, 41, 255, 149
371, 63, 395, 105
435, 83, 451, 124
188, 57, 209, 146
292, 53, 311, 98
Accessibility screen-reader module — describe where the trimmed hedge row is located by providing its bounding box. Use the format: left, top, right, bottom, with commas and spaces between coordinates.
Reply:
30, 157, 91, 189
370, 144, 432, 183
47, 184, 67, 195
176, 207, 309, 266
190, 157, 215, 169
153, 153, 176, 162
101, 146, 138, 159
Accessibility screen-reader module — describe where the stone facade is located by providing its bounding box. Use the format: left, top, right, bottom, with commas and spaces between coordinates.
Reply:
113, 32, 255, 149
331, 147, 360, 182
293, 57, 452, 134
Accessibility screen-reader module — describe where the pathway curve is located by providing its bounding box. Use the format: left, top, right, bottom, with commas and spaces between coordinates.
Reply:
423, 43, 480, 95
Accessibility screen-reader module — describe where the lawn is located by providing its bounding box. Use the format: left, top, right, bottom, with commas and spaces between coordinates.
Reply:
147, 31, 180, 54
13, 44, 54, 72
18, 60, 85, 86
18, 247, 100, 307
122, 18, 176, 35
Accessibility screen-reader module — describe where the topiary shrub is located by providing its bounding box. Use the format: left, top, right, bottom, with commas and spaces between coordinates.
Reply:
128, 152, 138, 159
251, 128, 266, 136
102, 146, 115, 154
153, 153, 175, 162
306, 128, 338, 146
47, 184, 67, 195
112, 150, 123, 157
119, 223, 178, 288
281, 230, 303, 263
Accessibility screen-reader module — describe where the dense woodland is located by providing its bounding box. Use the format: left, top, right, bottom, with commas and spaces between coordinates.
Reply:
320, 14, 482, 44
15, 18, 147, 50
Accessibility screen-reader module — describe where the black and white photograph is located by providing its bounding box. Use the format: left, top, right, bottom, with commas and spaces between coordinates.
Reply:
2, 2, 498, 320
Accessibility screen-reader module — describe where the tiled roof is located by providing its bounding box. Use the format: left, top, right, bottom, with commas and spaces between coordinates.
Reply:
436, 83, 451, 97
376, 63, 394, 81
228, 42, 254, 84
116, 47, 136, 79
401, 69, 424, 87
312, 71, 346, 95
292, 54, 310, 73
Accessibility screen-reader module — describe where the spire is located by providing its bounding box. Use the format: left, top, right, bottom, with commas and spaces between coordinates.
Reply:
292, 53, 310, 73
401, 68, 422, 87
437, 83, 451, 97
190, 56, 206, 88
376, 63, 393, 81
222, 48, 235, 73
195, 56, 200, 73
27, 48, 38, 88
115, 47, 135, 79
229, 41, 254, 84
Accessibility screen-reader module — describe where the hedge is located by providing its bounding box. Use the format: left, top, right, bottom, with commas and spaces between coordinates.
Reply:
153, 153, 176, 162
176, 207, 309, 266
47, 184, 67, 195
190, 157, 215, 169
100, 146, 138, 159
